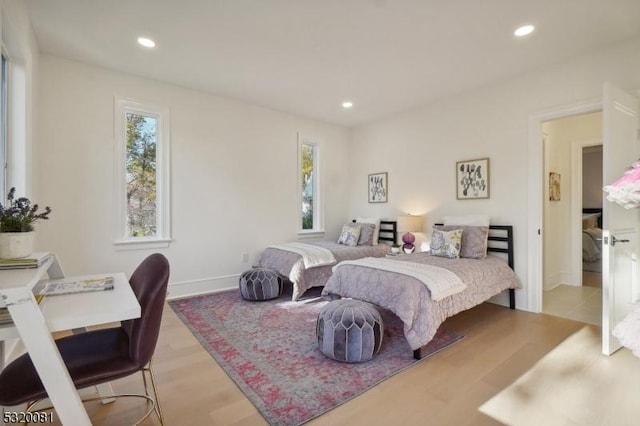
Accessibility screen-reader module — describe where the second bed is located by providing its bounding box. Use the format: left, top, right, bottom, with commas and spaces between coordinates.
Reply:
322, 225, 520, 359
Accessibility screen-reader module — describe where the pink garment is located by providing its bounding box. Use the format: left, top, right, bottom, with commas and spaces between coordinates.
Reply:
603, 160, 640, 209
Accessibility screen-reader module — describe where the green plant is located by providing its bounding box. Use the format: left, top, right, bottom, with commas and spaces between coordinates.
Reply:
0, 187, 52, 232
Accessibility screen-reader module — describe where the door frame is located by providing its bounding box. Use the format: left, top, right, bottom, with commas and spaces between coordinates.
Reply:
527, 99, 602, 313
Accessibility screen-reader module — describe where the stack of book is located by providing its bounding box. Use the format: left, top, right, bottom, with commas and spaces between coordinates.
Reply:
0, 292, 46, 326
0, 308, 11, 325
0, 252, 52, 325
38, 276, 115, 297
0, 252, 51, 270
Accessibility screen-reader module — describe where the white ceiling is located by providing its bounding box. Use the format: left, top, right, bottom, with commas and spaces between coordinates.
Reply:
23, 0, 640, 127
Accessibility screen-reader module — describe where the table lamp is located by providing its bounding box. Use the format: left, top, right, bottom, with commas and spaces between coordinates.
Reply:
397, 214, 424, 253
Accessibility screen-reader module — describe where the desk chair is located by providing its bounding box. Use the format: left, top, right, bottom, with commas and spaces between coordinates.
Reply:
0, 253, 170, 425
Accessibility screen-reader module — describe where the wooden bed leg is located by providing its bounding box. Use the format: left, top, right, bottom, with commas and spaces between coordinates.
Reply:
509, 288, 516, 310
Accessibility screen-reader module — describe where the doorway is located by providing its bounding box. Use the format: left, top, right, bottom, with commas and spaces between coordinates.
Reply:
541, 111, 602, 325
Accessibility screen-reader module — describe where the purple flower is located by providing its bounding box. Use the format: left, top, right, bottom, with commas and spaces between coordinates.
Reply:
0, 187, 52, 232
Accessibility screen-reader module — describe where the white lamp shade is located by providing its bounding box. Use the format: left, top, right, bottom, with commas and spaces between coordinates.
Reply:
397, 214, 424, 233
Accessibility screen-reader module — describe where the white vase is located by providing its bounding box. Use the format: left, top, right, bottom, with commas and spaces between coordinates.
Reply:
0, 232, 35, 259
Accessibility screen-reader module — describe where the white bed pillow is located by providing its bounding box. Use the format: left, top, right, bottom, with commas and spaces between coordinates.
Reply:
356, 217, 381, 244
443, 214, 490, 227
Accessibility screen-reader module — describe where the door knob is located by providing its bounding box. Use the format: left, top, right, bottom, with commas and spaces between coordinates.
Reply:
611, 236, 630, 246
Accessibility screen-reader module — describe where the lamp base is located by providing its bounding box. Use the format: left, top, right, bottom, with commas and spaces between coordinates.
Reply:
402, 244, 415, 254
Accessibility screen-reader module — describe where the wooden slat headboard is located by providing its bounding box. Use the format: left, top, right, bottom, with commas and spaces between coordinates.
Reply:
487, 225, 515, 310
378, 220, 398, 245
352, 219, 398, 245
486, 225, 514, 270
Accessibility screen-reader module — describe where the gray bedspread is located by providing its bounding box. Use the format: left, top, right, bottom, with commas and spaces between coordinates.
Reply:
321, 253, 521, 350
255, 241, 390, 301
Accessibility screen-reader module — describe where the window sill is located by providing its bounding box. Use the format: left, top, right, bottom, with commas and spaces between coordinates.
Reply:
113, 238, 172, 251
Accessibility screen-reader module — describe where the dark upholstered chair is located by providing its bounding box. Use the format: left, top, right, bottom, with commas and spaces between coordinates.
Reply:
0, 253, 170, 424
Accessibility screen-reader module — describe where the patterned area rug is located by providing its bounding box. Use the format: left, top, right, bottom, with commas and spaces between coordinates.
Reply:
169, 289, 464, 425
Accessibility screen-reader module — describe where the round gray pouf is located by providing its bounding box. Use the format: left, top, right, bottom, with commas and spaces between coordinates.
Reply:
239, 268, 283, 301
316, 299, 384, 362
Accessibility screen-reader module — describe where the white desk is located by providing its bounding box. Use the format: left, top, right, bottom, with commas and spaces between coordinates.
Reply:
0, 254, 141, 425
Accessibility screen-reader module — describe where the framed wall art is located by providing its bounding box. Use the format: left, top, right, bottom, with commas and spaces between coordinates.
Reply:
549, 172, 561, 201
456, 158, 489, 200
368, 172, 388, 203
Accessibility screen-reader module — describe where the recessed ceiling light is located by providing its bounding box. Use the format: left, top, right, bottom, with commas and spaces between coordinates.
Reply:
342, 101, 353, 109
514, 25, 535, 37
137, 37, 156, 48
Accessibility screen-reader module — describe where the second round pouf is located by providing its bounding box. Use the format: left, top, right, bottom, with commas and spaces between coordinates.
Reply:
316, 299, 384, 362
239, 268, 283, 301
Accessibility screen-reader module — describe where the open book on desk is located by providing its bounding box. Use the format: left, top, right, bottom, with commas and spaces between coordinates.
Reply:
38, 276, 115, 297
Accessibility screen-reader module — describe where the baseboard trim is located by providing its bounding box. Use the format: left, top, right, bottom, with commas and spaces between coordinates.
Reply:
166, 274, 239, 300
545, 282, 563, 291
544, 271, 573, 291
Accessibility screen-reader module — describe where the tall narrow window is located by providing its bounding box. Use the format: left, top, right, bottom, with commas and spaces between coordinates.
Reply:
114, 98, 171, 249
301, 143, 314, 230
298, 134, 323, 233
0, 52, 8, 202
126, 112, 157, 237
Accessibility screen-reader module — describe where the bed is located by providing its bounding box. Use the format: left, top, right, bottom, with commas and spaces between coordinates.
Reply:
582, 208, 603, 272
321, 224, 519, 359
254, 220, 397, 301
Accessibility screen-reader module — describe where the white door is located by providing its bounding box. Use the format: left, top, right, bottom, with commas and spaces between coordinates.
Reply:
602, 82, 640, 355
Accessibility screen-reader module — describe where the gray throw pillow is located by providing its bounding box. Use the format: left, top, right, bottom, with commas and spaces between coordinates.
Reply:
356, 222, 377, 246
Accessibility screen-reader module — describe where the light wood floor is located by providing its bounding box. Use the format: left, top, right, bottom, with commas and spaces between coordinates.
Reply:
29, 301, 603, 425
479, 326, 640, 426
542, 271, 602, 325
582, 271, 602, 289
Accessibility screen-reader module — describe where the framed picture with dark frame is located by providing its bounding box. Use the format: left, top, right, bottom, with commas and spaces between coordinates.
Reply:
456, 158, 489, 199
368, 172, 388, 203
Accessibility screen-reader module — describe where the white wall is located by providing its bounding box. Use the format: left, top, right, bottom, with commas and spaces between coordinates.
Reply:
34, 55, 351, 297
348, 37, 640, 311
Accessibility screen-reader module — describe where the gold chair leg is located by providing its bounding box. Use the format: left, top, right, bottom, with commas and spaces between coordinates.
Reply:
21, 362, 165, 426
141, 368, 150, 397
143, 358, 165, 426
18, 360, 164, 425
